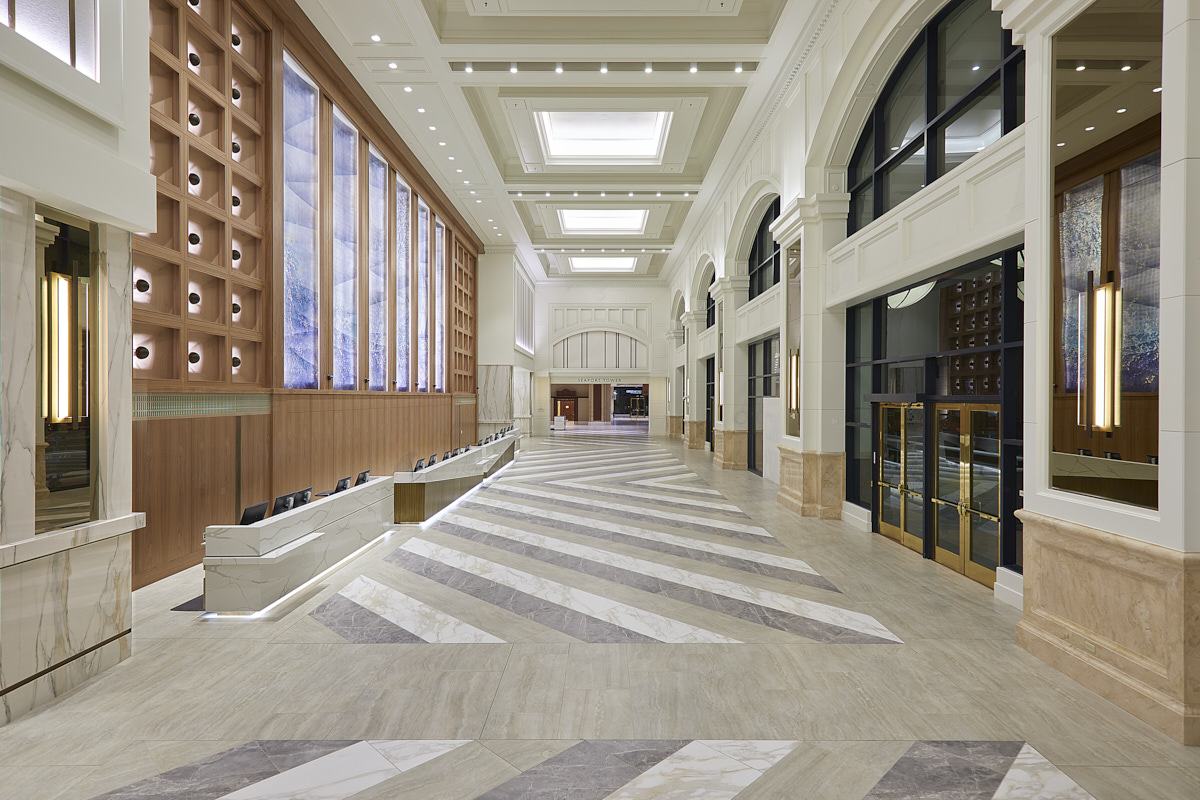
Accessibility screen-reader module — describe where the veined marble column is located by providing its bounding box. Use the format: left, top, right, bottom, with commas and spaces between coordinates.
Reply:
681, 311, 707, 449
712, 276, 749, 470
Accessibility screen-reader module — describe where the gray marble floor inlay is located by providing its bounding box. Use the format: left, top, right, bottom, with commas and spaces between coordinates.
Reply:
458, 499, 840, 591
864, 740, 1026, 800
309, 593, 425, 644
472, 739, 690, 800
433, 521, 895, 644
386, 548, 660, 643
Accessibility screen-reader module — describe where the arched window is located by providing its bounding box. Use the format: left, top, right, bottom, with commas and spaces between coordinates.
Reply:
705, 271, 716, 328
747, 197, 781, 300
848, 0, 1025, 235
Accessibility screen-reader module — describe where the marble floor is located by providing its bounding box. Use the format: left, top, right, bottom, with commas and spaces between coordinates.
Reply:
1, 428, 1198, 799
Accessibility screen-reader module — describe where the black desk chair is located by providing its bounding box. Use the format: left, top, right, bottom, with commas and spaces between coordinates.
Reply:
444, 451, 452, 461
239, 501, 269, 525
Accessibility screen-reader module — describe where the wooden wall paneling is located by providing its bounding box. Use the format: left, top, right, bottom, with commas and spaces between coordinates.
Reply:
238, 412, 272, 510
268, 5, 285, 388
318, 96, 334, 391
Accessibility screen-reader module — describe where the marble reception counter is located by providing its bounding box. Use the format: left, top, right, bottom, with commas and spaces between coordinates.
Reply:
394, 430, 520, 523
0, 512, 145, 726
203, 477, 393, 614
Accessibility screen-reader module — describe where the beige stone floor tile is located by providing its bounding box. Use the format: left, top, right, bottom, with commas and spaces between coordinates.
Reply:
144, 738, 249, 772
487, 647, 567, 714
1067, 764, 1200, 799
735, 740, 913, 800
477, 738, 579, 771
346, 741, 520, 800
0, 765, 91, 800
51, 741, 157, 800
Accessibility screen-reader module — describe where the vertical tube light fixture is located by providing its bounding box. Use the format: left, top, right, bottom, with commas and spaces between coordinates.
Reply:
1082, 270, 1121, 433
53, 273, 71, 422
788, 350, 799, 416
41, 276, 49, 418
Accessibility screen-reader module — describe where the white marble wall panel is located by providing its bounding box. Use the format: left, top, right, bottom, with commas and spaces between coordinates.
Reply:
0, 532, 132, 723
477, 365, 513, 424
96, 225, 133, 519
0, 190, 38, 545
205, 477, 393, 558
203, 493, 393, 613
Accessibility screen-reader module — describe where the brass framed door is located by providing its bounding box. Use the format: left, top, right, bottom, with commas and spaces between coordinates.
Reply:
877, 403, 925, 552
932, 404, 1001, 587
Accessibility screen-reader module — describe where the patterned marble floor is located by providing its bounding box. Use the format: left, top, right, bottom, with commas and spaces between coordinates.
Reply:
1, 427, 1197, 800
309, 429, 901, 647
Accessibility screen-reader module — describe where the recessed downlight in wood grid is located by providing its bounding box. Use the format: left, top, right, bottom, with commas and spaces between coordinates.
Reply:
231, 284, 261, 331
185, 145, 225, 208
185, 204, 226, 268
133, 251, 182, 318
186, 83, 224, 151
186, 330, 225, 382
231, 227, 261, 280
231, 338, 262, 384
185, 23, 225, 91
186, 268, 227, 326
133, 322, 181, 381
183, 0, 223, 37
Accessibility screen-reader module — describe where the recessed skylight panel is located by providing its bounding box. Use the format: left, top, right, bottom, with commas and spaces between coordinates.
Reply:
569, 257, 638, 272
539, 111, 672, 161
558, 208, 648, 234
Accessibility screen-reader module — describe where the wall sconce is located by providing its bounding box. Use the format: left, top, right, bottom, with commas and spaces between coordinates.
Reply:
718, 369, 724, 422
788, 350, 799, 416
1081, 271, 1121, 433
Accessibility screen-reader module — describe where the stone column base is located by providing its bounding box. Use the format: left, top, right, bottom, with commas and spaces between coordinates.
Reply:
1015, 510, 1199, 745
777, 446, 844, 519
713, 428, 747, 470
685, 420, 706, 450
667, 415, 684, 439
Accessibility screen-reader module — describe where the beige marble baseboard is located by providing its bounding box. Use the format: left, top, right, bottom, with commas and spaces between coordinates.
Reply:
713, 429, 747, 470
778, 447, 844, 519
667, 415, 684, 439
685, 420, 706, 450
1015, 509, 1200, 745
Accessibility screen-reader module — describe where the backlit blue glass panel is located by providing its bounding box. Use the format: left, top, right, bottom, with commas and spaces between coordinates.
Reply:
331, 111, 358, 390
368, 149, 388, 390
1119, 151, 1160, 393
416, 201, 429, 392
282, 54, 319, 390
396, 180, 411, 390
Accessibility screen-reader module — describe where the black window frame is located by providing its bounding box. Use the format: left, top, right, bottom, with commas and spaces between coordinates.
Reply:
848, 0, 1025, 236
705, 271, 716, 328
747, 198, 782, 301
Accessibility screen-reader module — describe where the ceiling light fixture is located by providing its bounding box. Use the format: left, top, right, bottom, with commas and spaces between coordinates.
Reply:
463, 180, 469, 184
661, 248, 666, 252
417, 108, 425, 113
469, 190, 475, 194
370, 34, 381, 42
600, 61, 608, 74
492, 226, 498, 229
690, 62, 697, 74
1117, 108, 1127, 113
1085, 126, 1095, 131
600, 191, 606, 197
428, 126, 436, 130
465, 62, 473, 73
684, 192, 689, 197
402, 84, 411, 90
734, 61, 743, 73
509, 62, 518, 73
1121, 65, 1131, 71
628, 191, 634, 197
1153, 86, 1162, 92
476, 199, 482, 203
456, 169, 462, 172
645, 62, 653, 73
448, 156, 455, 160
1075, 65, 1086, 72
573, 191, 578, 197
621, 248, 625, 252
1056, 142, 1066, 147
392, 65, 400, 71
656, 191, 661, 197
545, 192, 551, 197
556, 62, 563, 74
517, 192, 523, 197
438, 141, 446, 146
971, 65, 979, 71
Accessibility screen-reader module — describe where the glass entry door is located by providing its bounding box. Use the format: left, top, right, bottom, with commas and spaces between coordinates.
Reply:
932, 404, 1001, 587
877, 403, 925, 552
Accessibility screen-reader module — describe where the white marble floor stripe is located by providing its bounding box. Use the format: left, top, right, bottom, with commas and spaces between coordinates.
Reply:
467, 495, 781, 551
602, 740, 796, 800
338, 576, 504, 644
497, 463, 693, 483
629, 476, 723, 495
437, 514, 901, 643
217, 741, 392, 800
991, 745, 1096, 799
502, 456, 679, 478
367, 740, 473, 773
486, 483, 775, 537
399, 537, 741, 644
514, 450, 659, 465
454, 504, 820, 575
544, 479, 744, 512
505, 454, 677, 474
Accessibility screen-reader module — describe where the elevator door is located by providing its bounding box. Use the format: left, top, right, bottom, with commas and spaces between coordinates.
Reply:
705, 357, 715, 446
877, 403, 925, 553
932, 404, 1001, 587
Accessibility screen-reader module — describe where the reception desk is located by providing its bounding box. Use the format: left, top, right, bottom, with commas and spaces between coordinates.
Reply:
394, 430, 520, 523
202, 476, 393, 613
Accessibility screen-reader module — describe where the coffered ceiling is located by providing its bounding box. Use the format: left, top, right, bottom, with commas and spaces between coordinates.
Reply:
297, 0, 822, 281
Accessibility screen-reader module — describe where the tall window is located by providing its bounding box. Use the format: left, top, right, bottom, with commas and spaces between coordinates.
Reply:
747, 198, 781, 300
331, 108, 358, 390
705, 272, 716, 328
3, 0, 98, 79
434, 219, 446, 392
848, 0, 1024, 234
367, 147, 388, 390
416, 200, 430, 392
281, 53, 319, 390
396, 178, 411, 390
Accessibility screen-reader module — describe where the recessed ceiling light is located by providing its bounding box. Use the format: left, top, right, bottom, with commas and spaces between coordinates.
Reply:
509, 62, 518, 73
402, 84, 411, 90
690, 62, 697, 73
417, 108, 425, 113
1121, 65, 1131, 71
497, 233, 502, 236
476, 199, 482, 203
370, 34, 381, 42
734, 61, 743, 73
492, 226, 498, 229
561, 248, 565, 252
517, 192, 523, 197
600, 248, 605, 252
545, 192, 551, 197
600, 61, 608, 74
661, 248, 666, 252
1075, 65, 1085, 72
428, 126, 436, 130
621, 248, 625, 252
556, 62, 563, 74
1085, 126, 1094, 131
1117, 108, 1127, 113
438, 141, 446, 146
573, 191, 578, 197
456, 168, 463, 172
1056, 142, 1066, 147
448, 156, 455, 160
487, 219, 493, 222
465, 62, 473, 73
1153, 86, 1162, 92
392, 65, 400, 71
469, 190, 475, 194
971, 65, 979, 71
628, 191, 634, 197
600, 191, 606, 197
684, 192, 689, 197
645, 62, 653, 73
656, 192, 661, 197
641, 248, 646, 252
